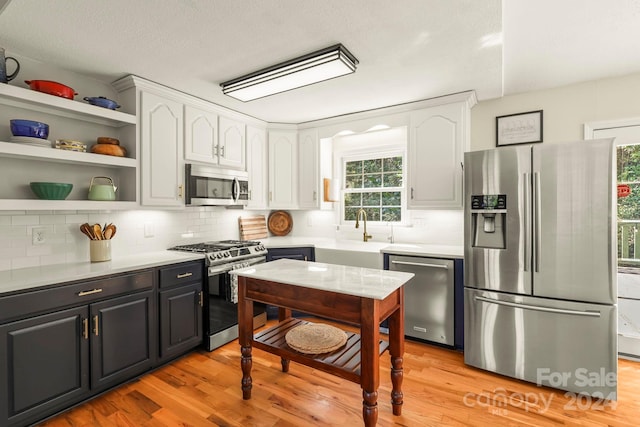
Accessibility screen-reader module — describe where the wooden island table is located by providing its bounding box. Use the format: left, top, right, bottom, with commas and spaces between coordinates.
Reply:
233, 258, 414, 427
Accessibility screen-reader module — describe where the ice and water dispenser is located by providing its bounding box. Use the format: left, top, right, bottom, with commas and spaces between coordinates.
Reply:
470, 194, 507, 249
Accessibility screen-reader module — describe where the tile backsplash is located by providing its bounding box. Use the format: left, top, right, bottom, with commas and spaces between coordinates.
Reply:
0, 207, 243, 271
0, 207, 464, 271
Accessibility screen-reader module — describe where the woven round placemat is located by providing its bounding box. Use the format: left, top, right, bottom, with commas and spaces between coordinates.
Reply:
285, 323, 348, 354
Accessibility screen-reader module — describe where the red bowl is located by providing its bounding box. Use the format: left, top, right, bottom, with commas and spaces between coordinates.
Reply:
24, 80, 77, 100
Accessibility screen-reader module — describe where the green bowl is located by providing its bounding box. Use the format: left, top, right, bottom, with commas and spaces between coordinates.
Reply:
29, 182, 73, 200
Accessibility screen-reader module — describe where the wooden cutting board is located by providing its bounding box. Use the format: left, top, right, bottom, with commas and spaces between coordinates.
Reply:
239, 215, 268, 241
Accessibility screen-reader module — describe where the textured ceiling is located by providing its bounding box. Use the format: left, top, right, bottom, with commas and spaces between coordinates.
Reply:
0, 0, 638, 123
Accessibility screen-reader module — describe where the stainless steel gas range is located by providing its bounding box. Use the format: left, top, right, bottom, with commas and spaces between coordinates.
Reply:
169, 240, 268, 351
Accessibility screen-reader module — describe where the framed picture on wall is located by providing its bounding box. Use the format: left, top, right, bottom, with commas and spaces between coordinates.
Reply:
496, 110, 543, 146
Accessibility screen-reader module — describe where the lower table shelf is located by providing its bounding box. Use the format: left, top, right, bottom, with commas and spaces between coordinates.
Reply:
252, 317, 390, 384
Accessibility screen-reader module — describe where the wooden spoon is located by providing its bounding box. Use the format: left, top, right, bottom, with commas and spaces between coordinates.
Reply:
104, 227, 113, 240
107, 224, 117, 239
80, 223, 94, 240
93, 224, 102, 240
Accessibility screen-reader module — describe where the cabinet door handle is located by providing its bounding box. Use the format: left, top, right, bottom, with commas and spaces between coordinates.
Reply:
220, 145, 225, 157
248, 190, 252, 201
313, 191, 317, 201
411, 187, 414, 200
82, 318, 89, 340
178, 184, 184, 198
177, 272, 193, 279
78, 288, 103, 297
214, 145, 219, 156
93, 315, 99, 336
269, 191, 273, 202
198, 291, 203, 307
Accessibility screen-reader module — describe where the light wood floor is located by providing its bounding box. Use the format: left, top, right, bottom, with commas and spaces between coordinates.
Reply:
39, 319, 640, 427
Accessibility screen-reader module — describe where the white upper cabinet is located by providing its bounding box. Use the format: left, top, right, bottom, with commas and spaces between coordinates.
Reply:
115, 75, 259, 207
408, 94, 474, 209
184, 107, 246, 170
140, 91, 184, 207
268, 129, 298, 209
246, 125, 268, 209
298, 129, 320, 209
184, 104, 218, 164
218, 115, 246, 170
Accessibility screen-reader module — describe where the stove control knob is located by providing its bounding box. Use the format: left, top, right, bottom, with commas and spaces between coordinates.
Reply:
224, 252, 231, 257
215, 253, 223, 259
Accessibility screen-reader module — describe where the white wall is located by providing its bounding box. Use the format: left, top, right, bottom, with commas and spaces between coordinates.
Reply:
471, 72, 640, 151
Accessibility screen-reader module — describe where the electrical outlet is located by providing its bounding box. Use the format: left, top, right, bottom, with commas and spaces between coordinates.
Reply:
32, 227, 45, 245
144, 223, 154, 238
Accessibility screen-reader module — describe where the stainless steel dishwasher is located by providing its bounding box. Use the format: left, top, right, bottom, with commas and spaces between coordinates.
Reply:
388, 254, 454, 346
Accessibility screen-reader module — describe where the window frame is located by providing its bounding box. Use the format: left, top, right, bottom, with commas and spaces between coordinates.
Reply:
340, 148, 407, 226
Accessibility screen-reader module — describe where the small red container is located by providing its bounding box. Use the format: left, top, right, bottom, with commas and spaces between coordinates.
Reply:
24, 80, 77, 100
618, 184, 631, 198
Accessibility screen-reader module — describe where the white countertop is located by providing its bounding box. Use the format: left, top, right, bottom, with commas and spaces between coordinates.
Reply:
231, 258, 415, 300
0, 251, 205, 296
261, 236, 463, 258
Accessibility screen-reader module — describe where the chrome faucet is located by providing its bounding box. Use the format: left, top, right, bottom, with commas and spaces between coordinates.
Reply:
355, 208, 372, 242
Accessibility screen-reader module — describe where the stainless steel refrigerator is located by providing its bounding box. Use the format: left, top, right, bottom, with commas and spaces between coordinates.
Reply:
464, 138, 618, 399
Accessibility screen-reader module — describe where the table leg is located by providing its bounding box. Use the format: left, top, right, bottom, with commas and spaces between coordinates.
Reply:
360, 298, 379, 427
387, 290, 405, 415
278, 307, 291, 372
238, 277, 253, 400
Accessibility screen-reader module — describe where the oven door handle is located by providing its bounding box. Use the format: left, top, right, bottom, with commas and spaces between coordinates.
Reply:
207, 256, 266, 275
209, 265, 234, 275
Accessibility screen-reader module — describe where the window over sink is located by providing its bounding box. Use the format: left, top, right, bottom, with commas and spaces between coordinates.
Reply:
343, 155, 403, 222
333, 126, 407, 225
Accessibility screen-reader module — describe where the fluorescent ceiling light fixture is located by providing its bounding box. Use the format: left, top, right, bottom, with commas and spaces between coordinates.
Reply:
221, 44, 358, 102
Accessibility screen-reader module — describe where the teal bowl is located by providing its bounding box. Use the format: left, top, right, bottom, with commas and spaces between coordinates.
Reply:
29, 182, 73, 200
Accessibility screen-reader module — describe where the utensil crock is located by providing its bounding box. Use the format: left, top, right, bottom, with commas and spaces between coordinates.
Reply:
90, 239, 111, 262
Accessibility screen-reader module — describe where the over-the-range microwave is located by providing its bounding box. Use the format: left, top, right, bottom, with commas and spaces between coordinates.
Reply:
185, 164, 249, 206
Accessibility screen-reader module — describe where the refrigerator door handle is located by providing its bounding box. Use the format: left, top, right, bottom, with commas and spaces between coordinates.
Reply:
533, 172, 541, 272
523, 172, 531, 272
474, 296, 601, 317
391, 260, 448, 269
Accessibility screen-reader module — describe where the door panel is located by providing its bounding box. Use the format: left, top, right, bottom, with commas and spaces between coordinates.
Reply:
464, 288, 617, 398
90, 291, 154, 390
464, 146, 531, 294
160, 283, 203, 360
0, 306, 89, 426
532, 139, 616, 304
184, 105, 217, 163
141, 91, 183, 206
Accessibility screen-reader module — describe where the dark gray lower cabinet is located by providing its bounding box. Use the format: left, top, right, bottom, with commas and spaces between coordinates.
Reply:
90, 291, 155, 391
266, 246, 315, 262
0, 306, 89, 427
0, 270, 156, 427
0, 261, 206, 427
159, 282, 203, 362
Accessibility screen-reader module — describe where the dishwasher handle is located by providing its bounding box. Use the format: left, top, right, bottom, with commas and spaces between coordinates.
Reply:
391, 260, 448, 269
